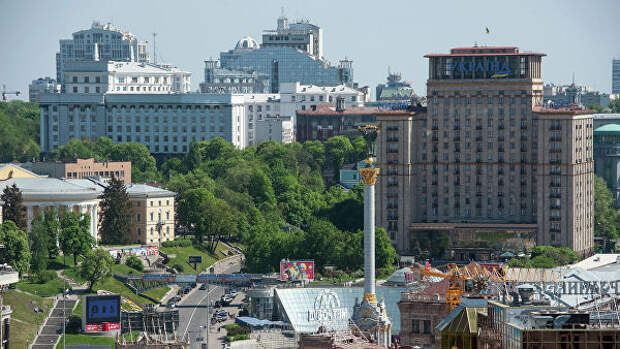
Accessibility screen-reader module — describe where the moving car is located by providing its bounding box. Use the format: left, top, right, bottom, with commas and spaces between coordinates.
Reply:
199, 283, 208, 290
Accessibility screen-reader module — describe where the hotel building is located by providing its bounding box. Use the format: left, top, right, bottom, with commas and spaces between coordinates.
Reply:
376, 46, 594, 258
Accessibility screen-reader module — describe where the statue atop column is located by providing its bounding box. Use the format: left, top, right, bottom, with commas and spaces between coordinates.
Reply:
352, 124, 391, 347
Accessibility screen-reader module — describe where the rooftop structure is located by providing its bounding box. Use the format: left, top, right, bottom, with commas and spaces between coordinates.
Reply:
29, 77, 60, 103
262, 14, 323, 59
61, 61, 191, 95
57, 22, 149, 87
613, 59, 620, 95
376, 70, 415, 102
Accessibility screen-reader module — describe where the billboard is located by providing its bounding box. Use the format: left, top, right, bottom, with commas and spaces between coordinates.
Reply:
84, 295, 121, 324
188, 256, 202, 264
108, 246, 158, 258
280, 260, 314, 282
175, 274, 197, 283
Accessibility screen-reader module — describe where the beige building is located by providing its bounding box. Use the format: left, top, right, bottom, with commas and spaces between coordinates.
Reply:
127, 184, 175, 245
30, 158, 131, 184
376, 46, 594, 257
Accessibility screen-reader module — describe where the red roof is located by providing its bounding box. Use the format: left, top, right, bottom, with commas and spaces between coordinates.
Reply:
296, 103, 380, 116
420, 279, 451, 296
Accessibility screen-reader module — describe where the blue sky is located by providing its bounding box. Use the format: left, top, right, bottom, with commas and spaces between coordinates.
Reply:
1, 0, 619, 100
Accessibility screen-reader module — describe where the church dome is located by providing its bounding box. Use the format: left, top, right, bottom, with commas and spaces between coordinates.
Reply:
235, 36, 259, 50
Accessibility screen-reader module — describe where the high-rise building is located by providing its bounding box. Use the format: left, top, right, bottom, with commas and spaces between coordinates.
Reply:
613, 59, 620, 95
376, 46, 594, 257
204, 15, 353, 94
29, 77, 60, 102
56, 22, 149, 87
261, 14, 323, 59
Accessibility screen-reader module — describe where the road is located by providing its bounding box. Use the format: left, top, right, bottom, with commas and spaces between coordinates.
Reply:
177, 256, 242, 349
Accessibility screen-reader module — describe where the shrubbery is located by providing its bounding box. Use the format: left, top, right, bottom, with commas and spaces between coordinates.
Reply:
37, 270, 57, 283
125, 256, 144, 271
172, 263, 185, 272
161, 238, 193, 248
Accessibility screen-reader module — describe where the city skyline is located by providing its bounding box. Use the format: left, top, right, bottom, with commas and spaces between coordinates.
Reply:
1, 0, 619, 100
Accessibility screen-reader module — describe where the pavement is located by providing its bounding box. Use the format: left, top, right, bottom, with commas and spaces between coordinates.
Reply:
177, 255, 243, 349
31, 297, 77, 349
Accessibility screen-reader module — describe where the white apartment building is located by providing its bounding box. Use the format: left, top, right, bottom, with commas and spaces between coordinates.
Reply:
57, 22, 149, 86
39, 93, 250, 154
243, 94, 294, 144
63, 61, 191, 95
29, 77, 60, 102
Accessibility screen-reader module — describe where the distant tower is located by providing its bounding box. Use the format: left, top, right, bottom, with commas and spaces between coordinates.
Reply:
204, 59, 219, 83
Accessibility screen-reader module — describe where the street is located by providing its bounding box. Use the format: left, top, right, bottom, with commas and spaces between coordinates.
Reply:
177, 256, 242, 349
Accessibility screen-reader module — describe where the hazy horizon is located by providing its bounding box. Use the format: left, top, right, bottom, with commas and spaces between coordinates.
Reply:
1, 0, 619, 101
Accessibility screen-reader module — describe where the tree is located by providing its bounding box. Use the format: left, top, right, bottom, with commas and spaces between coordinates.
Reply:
586, 104, 605, 113
108, 143, 158, 182
59, 212, 94, 265
29, 214, 49, 278
324, 137, 353, 179
43, 208, 60, 258
99, 177, 131, 245
80, 248, 113, 290
177, 188, 238, 251
610, 100, 620, 113
375, 227, 397, 269
1, 184, 27, 231
594, 175, 620, 239
0, 220, 30, 275
0, 101, 40, 163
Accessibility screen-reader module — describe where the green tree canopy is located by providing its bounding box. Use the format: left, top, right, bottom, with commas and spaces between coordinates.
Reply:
99, 177, 132, 245
1, 183, 27, 231
29, 214, 49, 278
59, 212, 94, 265
594, 175, 620, 239
43, 208, 60, 258
0, 101, 40, 162
80, 248, 114, 290
0, 220, 30, 275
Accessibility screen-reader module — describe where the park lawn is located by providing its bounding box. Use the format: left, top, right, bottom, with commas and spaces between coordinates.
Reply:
49, 254, 84, 270
15, 276, 66, 297
63, 261, 141, 286
161, 242, 228, 273
4, 290, 54, 349
56, 334, 115, 349
91, 275, 153, 305
142, 285, 171, 302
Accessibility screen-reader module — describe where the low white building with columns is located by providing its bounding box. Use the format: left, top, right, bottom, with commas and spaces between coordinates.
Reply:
0, 177, 102, 241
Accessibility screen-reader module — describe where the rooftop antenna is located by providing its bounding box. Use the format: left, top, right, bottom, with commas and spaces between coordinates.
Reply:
152, 32, 157, 65
280, 6, 285, 17
388, 65, 391, 76
572, 72, 575, 85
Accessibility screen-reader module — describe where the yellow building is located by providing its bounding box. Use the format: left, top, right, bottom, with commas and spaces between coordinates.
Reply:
127, 184, 175, 245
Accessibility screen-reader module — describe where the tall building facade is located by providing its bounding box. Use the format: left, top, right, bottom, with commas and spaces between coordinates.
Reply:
57, 22, 149, 87
376, 46, 594, 257
39, 94, 252, 154
62, 61, 191, 95
613, 59, 620, 95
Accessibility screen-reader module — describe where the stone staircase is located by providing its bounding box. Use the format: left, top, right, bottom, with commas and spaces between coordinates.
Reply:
30, 298, 77, 349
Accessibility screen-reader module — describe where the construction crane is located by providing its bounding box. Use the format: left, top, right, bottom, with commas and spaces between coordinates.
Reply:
2, 85, 20, 101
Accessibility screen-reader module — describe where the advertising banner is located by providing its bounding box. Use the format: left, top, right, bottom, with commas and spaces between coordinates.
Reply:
280, 260, 314, 281
197, 274, 221, 282
85, 322, 121, 332
84, 295, 121, 324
